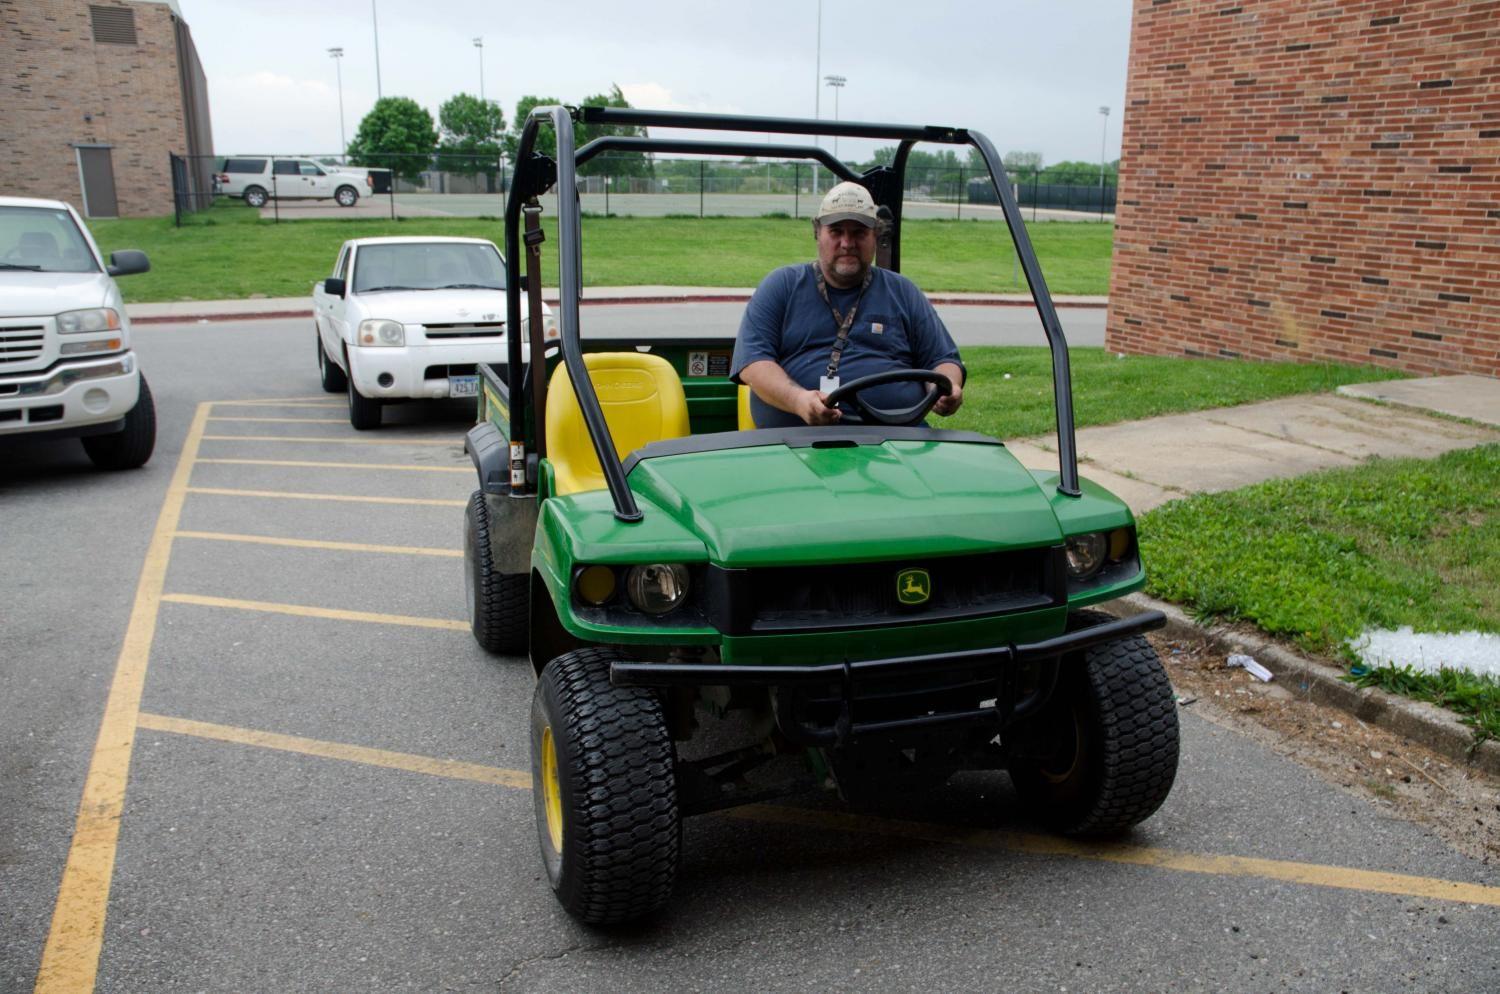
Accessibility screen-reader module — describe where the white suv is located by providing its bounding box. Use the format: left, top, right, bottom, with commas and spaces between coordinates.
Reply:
217, 157, 368, 208
0, 197, 155, 469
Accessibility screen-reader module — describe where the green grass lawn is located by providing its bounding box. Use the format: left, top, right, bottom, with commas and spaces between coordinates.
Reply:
1139, 445, 1500, 741
947, 348, 1405, 439
87, 202, 1113, 303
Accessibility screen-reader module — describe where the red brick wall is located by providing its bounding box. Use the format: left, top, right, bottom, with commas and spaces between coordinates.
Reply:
2, 0, 189, 217
1107, 0, 1500, 376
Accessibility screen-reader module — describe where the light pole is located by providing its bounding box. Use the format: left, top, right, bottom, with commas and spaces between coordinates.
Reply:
473, 36, 484, 102
371, 0, 383, 99
1098, 105, 1110, 205
824, 74, 846, 163
328, 47, 346, 158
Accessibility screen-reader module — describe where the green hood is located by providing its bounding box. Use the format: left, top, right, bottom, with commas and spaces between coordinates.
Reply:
626, 438, 1063, 567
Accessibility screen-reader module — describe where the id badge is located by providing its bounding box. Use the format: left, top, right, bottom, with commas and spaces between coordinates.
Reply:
819, 375, 840, 395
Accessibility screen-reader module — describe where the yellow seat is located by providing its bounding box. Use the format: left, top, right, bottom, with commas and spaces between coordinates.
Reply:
737, 384, 756, 430
545, 352, 690, 495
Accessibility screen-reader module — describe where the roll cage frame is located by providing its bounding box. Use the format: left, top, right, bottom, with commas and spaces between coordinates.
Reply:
500, 105, 1083, 523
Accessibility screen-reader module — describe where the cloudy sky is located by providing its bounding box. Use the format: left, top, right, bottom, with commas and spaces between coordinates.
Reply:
186, 0, 1134, 167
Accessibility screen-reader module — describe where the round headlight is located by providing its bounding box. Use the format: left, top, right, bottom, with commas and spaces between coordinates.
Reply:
574, 565, 617, 606
625, 564, 690, 616
1065, 532, 1108, 579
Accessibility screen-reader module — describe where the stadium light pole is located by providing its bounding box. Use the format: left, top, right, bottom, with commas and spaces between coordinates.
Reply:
1098, 105, 1110, 202
328, 47, 347, 158
474, 36, 485, 102
371, 0, 383, 99
824, 74, 846, 163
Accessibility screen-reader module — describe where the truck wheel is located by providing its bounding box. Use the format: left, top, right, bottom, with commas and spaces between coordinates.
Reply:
1007, 611, 1179, 836
335, 185, 359, 207
243, 186, 268, 208
82, 376, 156, 471
346, 361, 381, 430
464, 491, 527, 654
317, 331, 346, 393
531, 647, 680, 925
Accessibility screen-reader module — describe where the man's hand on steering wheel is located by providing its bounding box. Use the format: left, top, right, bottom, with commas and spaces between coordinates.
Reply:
933, 363, 964, 416
796, 388, 842, 425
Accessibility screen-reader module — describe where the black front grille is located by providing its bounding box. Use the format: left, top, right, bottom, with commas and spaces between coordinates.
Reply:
423, 364, 477, 379
704, 547, 1063, 635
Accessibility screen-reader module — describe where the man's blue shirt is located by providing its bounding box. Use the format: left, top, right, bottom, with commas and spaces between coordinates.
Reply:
729, 263, 964, 428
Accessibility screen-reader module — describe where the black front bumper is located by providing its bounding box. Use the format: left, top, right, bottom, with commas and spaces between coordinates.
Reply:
611, 609, 1166, 746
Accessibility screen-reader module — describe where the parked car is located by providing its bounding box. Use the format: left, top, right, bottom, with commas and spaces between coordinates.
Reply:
312, 236, 556, 429
0, 196, 155, 469
216, 157, 369, 208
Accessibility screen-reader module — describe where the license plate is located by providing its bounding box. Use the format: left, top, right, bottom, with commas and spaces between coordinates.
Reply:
449, 375, 479, 398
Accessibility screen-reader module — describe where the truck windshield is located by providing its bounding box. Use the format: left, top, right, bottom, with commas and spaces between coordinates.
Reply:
352, 242, 505, 292
0, 207, 98, 273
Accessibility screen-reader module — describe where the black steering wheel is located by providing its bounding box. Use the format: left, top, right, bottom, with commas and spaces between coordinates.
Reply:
823, 369, 953, 426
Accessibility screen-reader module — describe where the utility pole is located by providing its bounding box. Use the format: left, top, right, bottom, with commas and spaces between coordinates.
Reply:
824, 74, 846, 162
328, 47, 346, 157
371, 0, 383, 99
474, 37, 484, 102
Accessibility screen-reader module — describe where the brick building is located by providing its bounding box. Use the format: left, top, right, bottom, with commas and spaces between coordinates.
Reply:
1107, 0, 1499, 377
1, 0, 213, 218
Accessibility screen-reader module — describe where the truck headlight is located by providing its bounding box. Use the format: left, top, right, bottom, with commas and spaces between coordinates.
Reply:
625, 564, 690, 615
1065, 532, 1108, 579
358, 319, 405, 347
57, 308, 121, 334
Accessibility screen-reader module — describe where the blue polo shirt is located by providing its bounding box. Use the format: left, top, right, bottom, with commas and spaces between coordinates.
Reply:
730, 263, 964, 428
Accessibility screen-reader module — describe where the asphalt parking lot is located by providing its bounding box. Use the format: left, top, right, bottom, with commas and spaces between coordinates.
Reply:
4, 318, 1500, 993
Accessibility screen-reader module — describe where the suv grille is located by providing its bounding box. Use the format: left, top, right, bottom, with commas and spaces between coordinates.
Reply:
0, 325, 46, 367
705, 547, 1063, 635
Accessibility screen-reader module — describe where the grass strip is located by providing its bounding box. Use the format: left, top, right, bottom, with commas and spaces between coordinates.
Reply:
1139, 444, 1500, 741
88, 204, 1114, 303
948, 348, 1404, 439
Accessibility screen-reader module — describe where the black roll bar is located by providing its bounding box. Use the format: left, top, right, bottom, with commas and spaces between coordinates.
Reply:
505, 105, 1083, 517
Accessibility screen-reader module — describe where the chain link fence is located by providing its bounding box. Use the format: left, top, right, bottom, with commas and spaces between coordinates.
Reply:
170, 152, 1115, 225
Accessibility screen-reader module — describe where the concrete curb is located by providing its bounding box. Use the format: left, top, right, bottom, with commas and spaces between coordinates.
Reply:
1100, 592, 1500, 778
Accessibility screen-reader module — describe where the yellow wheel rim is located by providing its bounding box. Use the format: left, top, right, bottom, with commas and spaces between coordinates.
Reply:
540, 726, 564, 854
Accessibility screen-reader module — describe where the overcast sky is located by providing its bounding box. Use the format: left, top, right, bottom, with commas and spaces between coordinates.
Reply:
185, 0, 1134, 167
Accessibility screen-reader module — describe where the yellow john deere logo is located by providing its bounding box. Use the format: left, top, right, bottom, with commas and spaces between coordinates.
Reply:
896, 568, 931, 605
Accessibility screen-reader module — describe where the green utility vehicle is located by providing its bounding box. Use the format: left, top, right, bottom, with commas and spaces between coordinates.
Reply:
463, 106, 1178, 925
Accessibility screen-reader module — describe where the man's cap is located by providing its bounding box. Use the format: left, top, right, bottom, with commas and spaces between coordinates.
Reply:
815, 182, 878, 227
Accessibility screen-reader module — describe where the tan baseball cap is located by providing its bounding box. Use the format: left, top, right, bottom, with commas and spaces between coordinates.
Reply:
815, 181, 878, 227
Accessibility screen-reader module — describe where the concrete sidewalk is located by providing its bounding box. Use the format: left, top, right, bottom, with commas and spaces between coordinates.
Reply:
124, 288, 1107, 325
1009, 376, 1500, 514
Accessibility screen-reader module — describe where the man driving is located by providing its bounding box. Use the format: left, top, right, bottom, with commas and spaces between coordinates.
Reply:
730, 181, 965, 428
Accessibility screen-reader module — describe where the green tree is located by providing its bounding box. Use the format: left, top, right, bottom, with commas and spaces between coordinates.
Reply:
436, 93, 506, 177
347, 97, 438, 182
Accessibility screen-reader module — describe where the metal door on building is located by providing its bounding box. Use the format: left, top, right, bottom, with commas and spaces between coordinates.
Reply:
75, 145, 119, 218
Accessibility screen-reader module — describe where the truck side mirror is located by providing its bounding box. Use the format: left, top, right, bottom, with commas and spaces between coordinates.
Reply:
107, 249, 150, 277
324, 277, 346, 298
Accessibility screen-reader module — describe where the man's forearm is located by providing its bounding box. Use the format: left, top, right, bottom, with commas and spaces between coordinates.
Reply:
739, 361, 807, 415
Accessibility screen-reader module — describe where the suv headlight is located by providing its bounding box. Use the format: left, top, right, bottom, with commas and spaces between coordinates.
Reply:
57, 308, 121, 334
625, 564, 691, 615
358, 318, 405, 347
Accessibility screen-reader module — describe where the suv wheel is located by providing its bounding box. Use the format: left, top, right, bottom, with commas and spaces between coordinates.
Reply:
1007, 610, 1179, 836
243, 185, 268, 208
531, 647, 680, 925
346, 359, 382, 430
82, 375, 156, 470
464, 491, 528, 654
335, 185, 359, 207
317, 331, 346, 393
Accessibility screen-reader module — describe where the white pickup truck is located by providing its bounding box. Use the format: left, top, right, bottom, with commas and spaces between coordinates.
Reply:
0, 196, 155, 469
313, 236, 554, 429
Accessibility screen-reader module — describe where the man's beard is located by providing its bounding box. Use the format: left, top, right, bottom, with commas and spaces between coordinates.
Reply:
825, 254, 869, 288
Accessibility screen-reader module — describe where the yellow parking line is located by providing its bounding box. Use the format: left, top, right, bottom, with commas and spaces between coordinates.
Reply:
727, 806, 1500, 909
137, 713, 530, 789
35, 401, 212, 994
209, 401, 345, 409
184, 486, 467, 508
161, 593, 468, 631
207, 416, 347, 424
174, 530, 461, 558
135, 711, 1500, 910
202, 434, 457, 447
196, 457, 469, 473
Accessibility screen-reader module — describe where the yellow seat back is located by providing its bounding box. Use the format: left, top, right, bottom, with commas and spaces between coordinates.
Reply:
737, 385, 756, 430
545, 352, 690, 495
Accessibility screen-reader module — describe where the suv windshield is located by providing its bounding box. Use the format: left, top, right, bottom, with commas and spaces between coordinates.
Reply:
352, 242, 506, 292
0, 207, 98, 273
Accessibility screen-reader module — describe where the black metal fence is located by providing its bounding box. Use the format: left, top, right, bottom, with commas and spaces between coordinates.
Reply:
169, 151, 1115, 225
